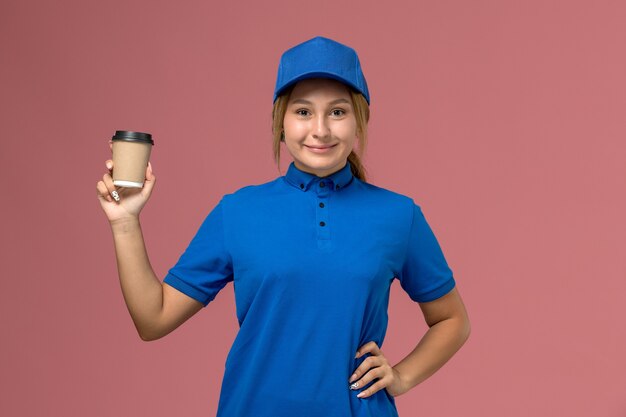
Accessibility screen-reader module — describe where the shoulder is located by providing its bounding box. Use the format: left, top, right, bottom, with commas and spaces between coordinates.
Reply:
354, 178, 419, 211
220, 177, 284, 206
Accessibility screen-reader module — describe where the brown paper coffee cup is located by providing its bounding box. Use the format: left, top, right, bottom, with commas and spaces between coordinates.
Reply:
111, 130, 154, 188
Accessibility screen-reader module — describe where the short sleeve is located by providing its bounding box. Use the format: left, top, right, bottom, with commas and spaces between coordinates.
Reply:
398, 203, 456, 303
163, 197, 234, 307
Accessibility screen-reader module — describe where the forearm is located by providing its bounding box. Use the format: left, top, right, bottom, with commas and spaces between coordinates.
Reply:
110, 217, 163, 340
393, 315, 470, 391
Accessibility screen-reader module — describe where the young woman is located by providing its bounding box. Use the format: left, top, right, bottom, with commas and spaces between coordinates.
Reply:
96, 36, 470, 417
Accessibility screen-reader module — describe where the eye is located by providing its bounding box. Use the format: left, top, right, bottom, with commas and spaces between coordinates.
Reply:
331, 109, 346, 117
296, 109, 310, 117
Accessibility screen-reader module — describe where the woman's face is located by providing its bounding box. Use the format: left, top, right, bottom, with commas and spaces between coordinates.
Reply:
283, 78, 357, 177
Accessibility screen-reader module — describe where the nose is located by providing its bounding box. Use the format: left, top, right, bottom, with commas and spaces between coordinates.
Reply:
312, 113, 330, 139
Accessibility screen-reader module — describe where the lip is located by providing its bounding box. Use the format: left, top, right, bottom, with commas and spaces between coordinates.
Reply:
305, 144, 337, 153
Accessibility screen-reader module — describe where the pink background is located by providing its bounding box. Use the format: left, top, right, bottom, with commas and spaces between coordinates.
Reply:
1, 0, 625, 415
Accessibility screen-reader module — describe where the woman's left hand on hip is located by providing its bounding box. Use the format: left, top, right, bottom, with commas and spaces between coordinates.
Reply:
349, 341, 408, 398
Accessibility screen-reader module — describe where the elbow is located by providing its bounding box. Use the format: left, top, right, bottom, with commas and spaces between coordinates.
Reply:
139, 331, 156, 342
463, 319, 472, 343
136, 323, 164, 342
460, 315, 471, 344
139, 329, 162, 342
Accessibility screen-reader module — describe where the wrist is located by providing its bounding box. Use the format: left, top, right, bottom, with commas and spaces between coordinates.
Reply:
109, 216, 141, 233
391, 365, 415, 396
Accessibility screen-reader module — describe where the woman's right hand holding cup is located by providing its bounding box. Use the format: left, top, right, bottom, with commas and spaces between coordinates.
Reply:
96, 158, 156, 224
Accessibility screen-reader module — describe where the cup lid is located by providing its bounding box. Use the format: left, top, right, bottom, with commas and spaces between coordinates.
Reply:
112, 130, 154, 145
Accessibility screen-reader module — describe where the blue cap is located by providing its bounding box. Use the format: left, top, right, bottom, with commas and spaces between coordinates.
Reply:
273, 36, 370, 105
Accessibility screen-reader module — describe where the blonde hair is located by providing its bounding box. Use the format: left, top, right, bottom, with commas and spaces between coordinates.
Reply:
271, 83, 370, 182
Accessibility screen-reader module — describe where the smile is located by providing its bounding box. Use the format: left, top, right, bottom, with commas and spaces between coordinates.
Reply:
305, 144, 337, 153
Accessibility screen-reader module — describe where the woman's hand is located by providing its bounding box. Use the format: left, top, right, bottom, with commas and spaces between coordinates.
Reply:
349, 341, 410, 398
96, 142, 156, 224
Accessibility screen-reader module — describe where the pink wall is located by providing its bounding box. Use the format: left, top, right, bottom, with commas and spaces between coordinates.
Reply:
1, 1, 625, 415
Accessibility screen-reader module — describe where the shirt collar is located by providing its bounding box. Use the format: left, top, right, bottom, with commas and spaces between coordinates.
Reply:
284, 160, 354, 192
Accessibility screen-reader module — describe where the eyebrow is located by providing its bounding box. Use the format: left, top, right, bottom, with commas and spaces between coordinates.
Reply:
289, 98, 352, 106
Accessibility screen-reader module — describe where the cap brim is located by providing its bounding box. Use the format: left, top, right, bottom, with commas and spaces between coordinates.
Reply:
274, 71, 367, 103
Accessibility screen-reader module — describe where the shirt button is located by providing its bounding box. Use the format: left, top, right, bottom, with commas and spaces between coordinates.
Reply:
319, 202, 325, 208
300, 183, 304, 189
319, 221, 326, 227
319, 182, 325, 188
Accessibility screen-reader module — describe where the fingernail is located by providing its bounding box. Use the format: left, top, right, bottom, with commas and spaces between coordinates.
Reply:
349, 373, 357, 382
349, 382, 359, 390
106, 161, 112, 169
357, 392, 365, 398
355, 351, 359, 358
148, 161, 152, 171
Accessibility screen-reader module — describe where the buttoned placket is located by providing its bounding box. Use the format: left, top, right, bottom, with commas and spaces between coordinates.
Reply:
315, 179, 331, 242
286, 162, 351, 250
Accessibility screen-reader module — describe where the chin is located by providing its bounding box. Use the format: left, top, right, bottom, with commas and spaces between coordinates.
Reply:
297, 156, 345, 172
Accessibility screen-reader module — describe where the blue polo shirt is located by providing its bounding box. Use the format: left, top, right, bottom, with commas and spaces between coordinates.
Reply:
163, 160, 455, 417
